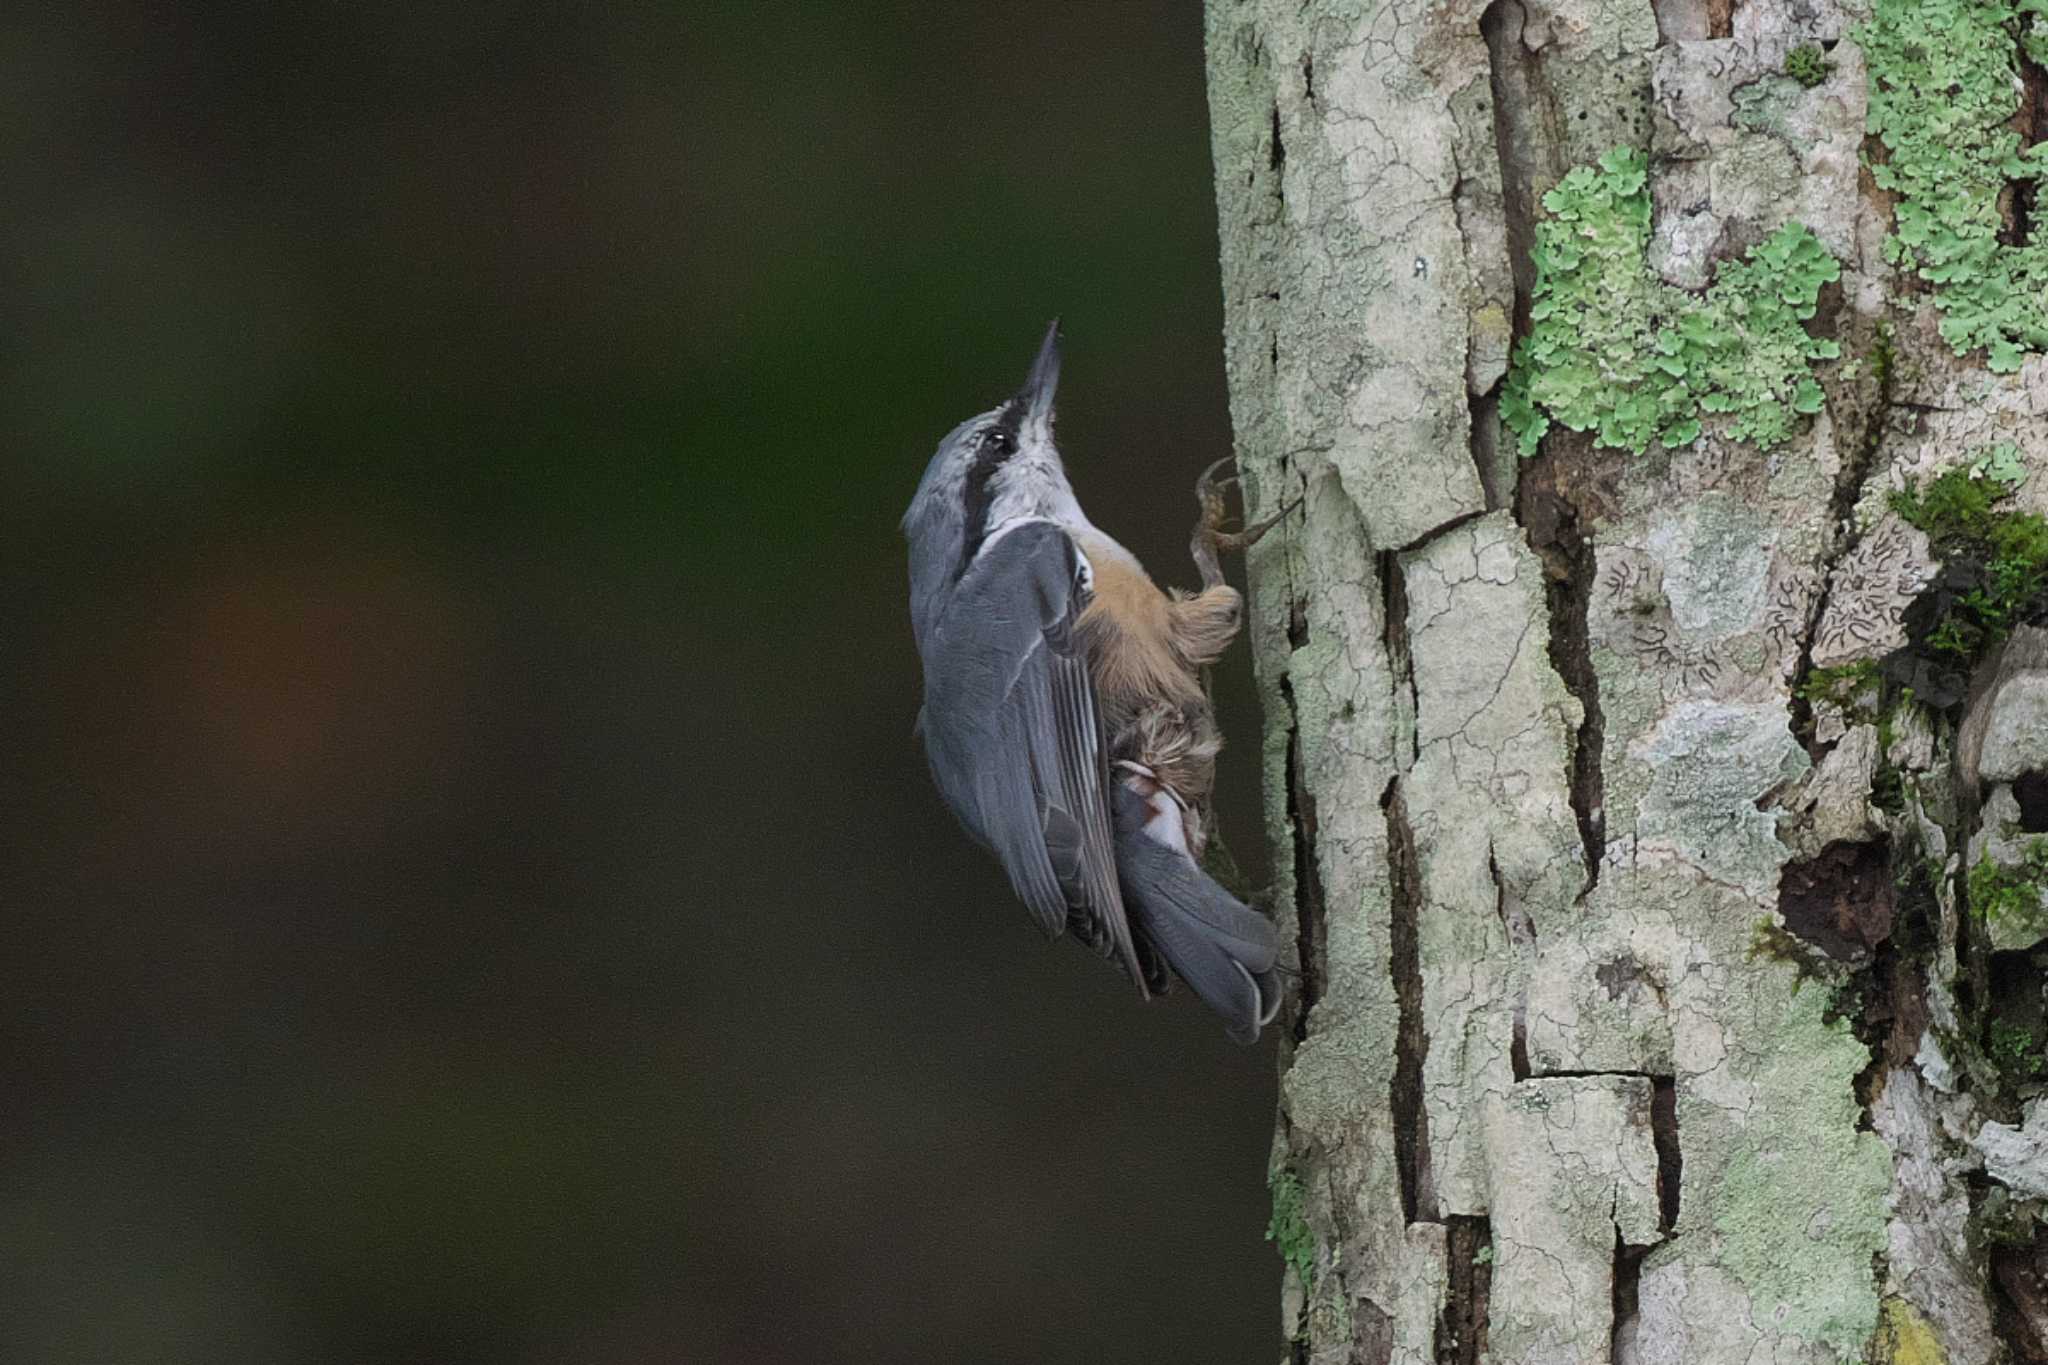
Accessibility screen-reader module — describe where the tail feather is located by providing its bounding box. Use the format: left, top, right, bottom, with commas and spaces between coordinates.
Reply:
1111, 787, 1282, 1044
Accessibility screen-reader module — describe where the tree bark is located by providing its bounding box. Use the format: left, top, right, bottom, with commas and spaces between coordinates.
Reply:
1205, 0, 2048, 1360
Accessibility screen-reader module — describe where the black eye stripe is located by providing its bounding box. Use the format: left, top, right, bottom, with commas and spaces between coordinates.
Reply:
954, 421, 1020, 578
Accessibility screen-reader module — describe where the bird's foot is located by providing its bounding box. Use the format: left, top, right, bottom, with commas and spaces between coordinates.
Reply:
1191, 456, 1299, 588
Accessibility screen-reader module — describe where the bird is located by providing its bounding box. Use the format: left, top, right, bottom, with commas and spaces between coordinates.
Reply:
901, 320, 1288, 1043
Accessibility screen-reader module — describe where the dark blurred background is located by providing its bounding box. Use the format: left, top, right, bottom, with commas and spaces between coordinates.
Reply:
1, 3, 1279, 1361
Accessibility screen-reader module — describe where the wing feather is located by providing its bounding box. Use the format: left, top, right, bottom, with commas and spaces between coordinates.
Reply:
1110, 782, 1281, 1044
1040, 636, 1141, 986
915, 521, 1143, 990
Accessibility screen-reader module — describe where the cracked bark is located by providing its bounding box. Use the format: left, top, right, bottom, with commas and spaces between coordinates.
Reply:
1207, 0, 2048, 1360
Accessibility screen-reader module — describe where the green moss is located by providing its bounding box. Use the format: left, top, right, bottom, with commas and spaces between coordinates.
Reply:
1867, 322, 1898, 389
1972, 1184, 2038, 1250
1967, 839, 2048, 934
1892, 463, 2009, 543
1784, 44, 1834, 88
1986, 1017, 2042, 1078
1889, 462, 2048, 667
1266, 1167, 1315, 1288
1793, 661, 1912, 807
1862, 0, 2048, 372
1503, 148, 1841, 458
1798, 659, 1881, 708
1749, 918, 1830, 988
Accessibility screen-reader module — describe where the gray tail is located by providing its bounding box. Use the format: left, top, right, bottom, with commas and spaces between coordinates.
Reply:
1111, 788, 1283, 1044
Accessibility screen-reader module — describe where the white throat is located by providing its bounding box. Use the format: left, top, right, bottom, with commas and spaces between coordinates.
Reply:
977, 454, 1145, 585
986, 452, 1085, 531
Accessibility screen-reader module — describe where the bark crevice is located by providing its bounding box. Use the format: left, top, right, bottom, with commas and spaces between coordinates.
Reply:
1282, 665, 1324, 1042
1480, 0, 1547, 340
1992, 1230, 2048, 1361
1436, 1216, 1494, 1365
1789, 325, 1894, 754
1611, 1234, 1649, 1363
1650, 1075, 1681, 1233
1386, 775, 1437, 1223
1493, 849, 1536, 1080
1391, 509, 1490, 558
1485, 0, 1606, 892
2013, 36, 2047, 249
1469, 383, 1509, 512
1517, 460, 1608, 894
1352, 1297, 1395, 1365
1384, 551, 1420, 758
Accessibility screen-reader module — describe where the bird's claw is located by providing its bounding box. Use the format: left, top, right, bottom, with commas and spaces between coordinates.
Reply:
1195, 456, 1297, 546
1202, 503, 1296, 555
1190, 456, 1302, 588
1196, 456, 1239, 499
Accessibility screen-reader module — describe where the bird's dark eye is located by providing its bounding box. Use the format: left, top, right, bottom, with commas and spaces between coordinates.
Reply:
977, 428, 1013, 455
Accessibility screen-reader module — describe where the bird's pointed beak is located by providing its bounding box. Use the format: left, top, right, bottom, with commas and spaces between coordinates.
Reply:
1018, 318, 1061, 442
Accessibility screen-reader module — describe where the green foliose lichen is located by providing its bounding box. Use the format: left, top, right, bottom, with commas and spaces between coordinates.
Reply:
1968, 440, 2027, 488
1266, 1167, 1315, 1288
1862, 0, 2048, 372
1502, 148, 1841, 458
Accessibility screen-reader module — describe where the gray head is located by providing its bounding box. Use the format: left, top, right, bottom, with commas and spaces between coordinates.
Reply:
902, 321, 1074, 644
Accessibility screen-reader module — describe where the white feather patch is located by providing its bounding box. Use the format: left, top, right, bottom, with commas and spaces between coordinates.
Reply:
1116, 761, 1191, 857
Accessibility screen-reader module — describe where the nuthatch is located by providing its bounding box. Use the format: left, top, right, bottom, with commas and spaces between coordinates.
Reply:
902, 322, 1287, 1042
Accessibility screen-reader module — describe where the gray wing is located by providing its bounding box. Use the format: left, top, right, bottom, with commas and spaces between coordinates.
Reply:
915, 521, 1144, 990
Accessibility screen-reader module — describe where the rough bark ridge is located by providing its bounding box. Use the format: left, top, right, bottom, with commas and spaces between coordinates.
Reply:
1207, 0, 2048, 1360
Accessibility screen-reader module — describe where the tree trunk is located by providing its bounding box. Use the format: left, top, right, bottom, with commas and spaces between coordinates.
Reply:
1204, 0, 2048, 1360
